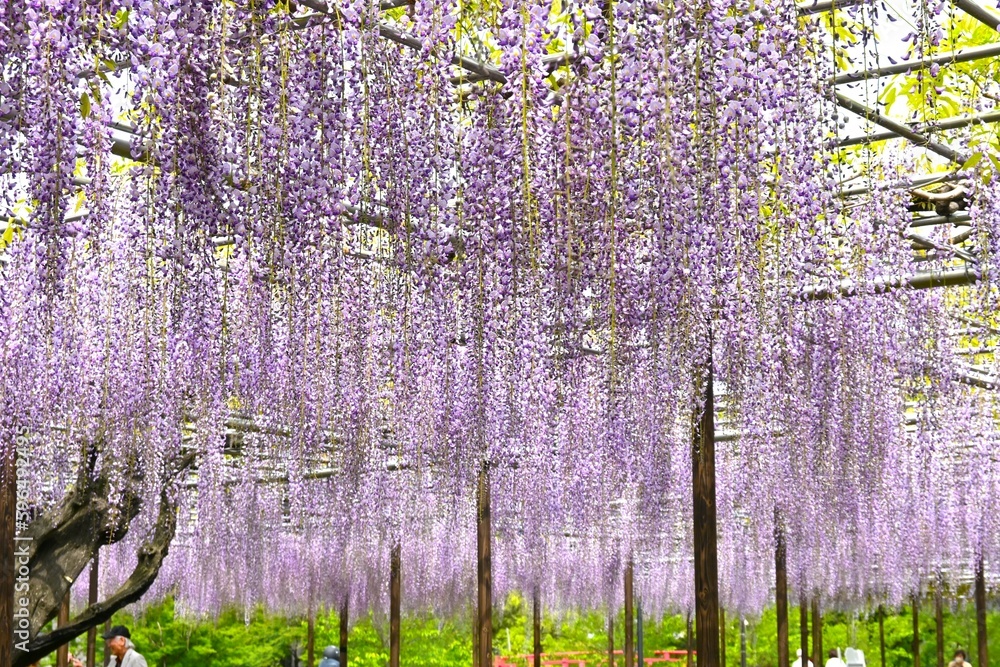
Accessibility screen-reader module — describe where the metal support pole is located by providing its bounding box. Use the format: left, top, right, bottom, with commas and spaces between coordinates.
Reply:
935, 589, 944, 667
879, 606, 886, 667
686, 613, 694, 667
340, 596, 349, 667
801, 595, 810, 667
390, 544, 401, 667
740, 617, 747, 667
692, 361, 720, 667
57, 593, 70, 667
307, 613, 315, 667
638, 600, 645, 667
609, 612, 616, 667
477, 464, 493, 667
625, 562, 634, 667
976, 557, 988, 667
776, 516, 789, 667
812, 597, 822, 667
533, 588, 542, 667
87, 551, 99, 667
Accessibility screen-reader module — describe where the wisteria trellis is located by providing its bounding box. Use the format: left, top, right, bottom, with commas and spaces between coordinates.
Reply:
2, 0, 999, 629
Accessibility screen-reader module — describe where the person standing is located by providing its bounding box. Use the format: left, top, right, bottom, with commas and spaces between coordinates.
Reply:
825, 649, 848, 667
100, 625, 148, 667
949, 649, 972, 667
793, 648, 816, 667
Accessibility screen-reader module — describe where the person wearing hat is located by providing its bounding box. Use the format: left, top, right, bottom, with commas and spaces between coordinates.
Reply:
318, 645, 342, 667
102, 625, 148, 667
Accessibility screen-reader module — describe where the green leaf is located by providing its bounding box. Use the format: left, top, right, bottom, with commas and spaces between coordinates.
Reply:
80, 92, 91, 119
961, 151, 983, 170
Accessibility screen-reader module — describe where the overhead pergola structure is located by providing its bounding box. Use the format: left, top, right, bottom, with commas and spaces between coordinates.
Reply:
3, 1, 1000, 667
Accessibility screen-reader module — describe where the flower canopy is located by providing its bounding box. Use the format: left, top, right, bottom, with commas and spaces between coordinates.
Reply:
2, 0, 999, 625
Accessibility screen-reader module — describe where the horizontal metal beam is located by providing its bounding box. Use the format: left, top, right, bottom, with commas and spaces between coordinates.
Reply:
840, 109, 1000, 147
833, 42, 1000, 86
953, 0, 1000, 31
796, 0, 866, 16
801, 265, 979, 300
835, 93, 966, 163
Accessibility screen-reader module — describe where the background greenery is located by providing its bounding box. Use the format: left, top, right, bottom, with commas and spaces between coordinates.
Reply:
42, 594, 998, 667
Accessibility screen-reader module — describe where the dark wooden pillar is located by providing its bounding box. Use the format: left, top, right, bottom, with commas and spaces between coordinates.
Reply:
878, 606, 886, 667
533, 588, 542, 667
811, 597, 822, 667
692, 364, 720, 667
340, 596, 349, 667
775, 517, 789, 667
976, 557, 988, 667
721, 607, 727, 667
800, 594, 809, 667
609, 612, 616, 667
307, 613, 315, 667
935, 589, 944, 667
625, 561, 635, 667
0, 439, 15, 667
87, 552, 99, 667
390, 544, 401, 667
477, 465, 493, 667
57, 593, 70, 667
912, 595, 921, 667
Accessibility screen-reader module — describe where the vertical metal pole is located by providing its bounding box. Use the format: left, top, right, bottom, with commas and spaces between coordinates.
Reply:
740, 617, 747, 667
913, 595, 921, 667
609, 612, 616, 667
104, 618, 112, 667
692, 363, 720, 667
976, 557, 988, 667
637, 600, 644, 667
686, 613, 693, 667
57, 593, 70, 667
625, 561, 634, 667
307, 613, 315, 667
801, 594, 810, 667
935, 589, 944, 667
533, 588, 542, 667
811, 597, 822, 667
390, 544, 401, 667
721, 607, 727, 667
775, 516, 789, 667
87, 551, 99, 667
0, 439, 16, 667
879, 606, 886, 667
340, 595, 349, 667
477, 464, 493, 667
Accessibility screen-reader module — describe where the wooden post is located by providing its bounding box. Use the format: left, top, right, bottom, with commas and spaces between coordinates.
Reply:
692, 362, 720, 667
976, 557, 988, 667
57, 593, 70, 667
87, 551, 99, 667
477, 464, 493, 667
801, 594, 809, 667
935, 589, 944, 667
472, 603, 480, 667
340, 596, 349, 667
721, 607, 727, 667
812, 597, 822, 667
775, 515, 789, 667
625, 561, 635, 667
609, 612, 616, 667
912, 595, 921, 667
0, 440, 16, 667
533, 588, 542, 667
879, 606, 886, 667
307, 613, 315, 667
390, 544, 401, 667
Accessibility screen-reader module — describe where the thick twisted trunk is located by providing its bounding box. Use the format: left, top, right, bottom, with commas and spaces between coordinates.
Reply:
12, 450, 195, 667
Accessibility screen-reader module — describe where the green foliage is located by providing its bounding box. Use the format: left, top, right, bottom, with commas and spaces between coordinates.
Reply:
34, 596, 1000, 667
